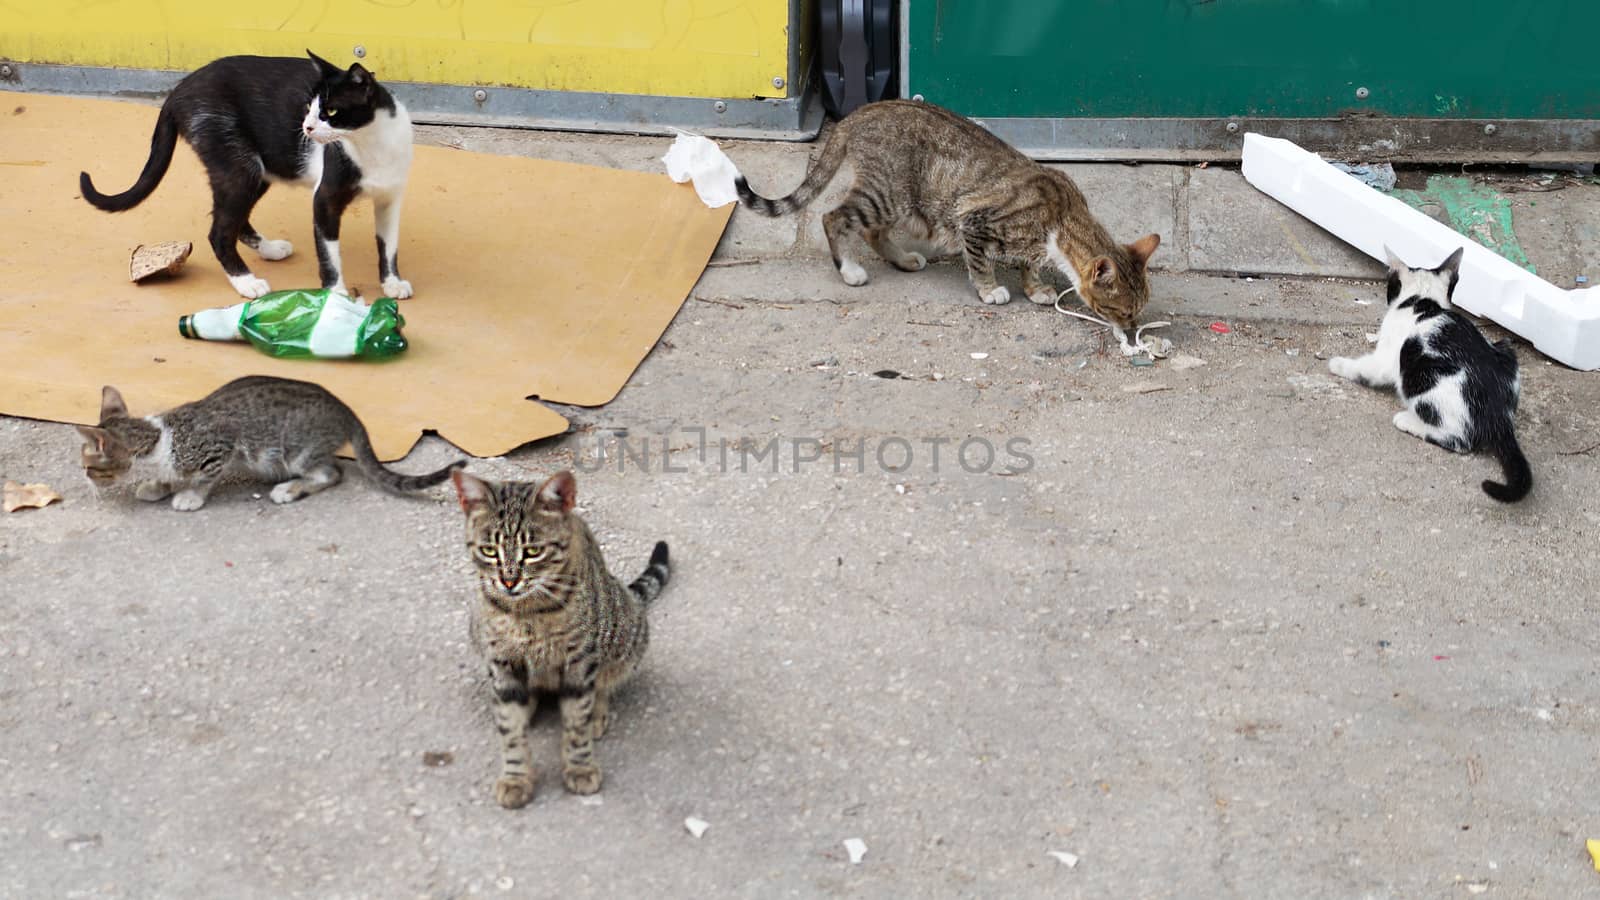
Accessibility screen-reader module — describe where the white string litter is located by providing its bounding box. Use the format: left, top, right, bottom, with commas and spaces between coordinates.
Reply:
1052, 288, 1172, 360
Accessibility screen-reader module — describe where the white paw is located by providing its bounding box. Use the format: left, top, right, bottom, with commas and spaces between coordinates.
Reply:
901, 252, 927, 272
1328, 357, 1354, 380
227, 273, 271, 299
326, 281, 350, 298
269, 482, 299, 504
255, 239, 294, 261
838, 260, 869, 287
134, 481, 170, 502
381, 276, 413, 300
1028, 289, 1057, 306
170, 490, 206, 512
980, 286, 1011, 306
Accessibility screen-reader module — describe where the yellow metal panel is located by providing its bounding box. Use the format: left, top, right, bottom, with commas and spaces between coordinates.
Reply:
0, 0, 790, 99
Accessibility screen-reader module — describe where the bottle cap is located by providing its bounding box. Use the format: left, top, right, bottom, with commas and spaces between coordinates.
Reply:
178, 315, 194, 339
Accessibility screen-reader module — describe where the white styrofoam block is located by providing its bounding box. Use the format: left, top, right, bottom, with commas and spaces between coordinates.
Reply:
1241, 133, 1600, 371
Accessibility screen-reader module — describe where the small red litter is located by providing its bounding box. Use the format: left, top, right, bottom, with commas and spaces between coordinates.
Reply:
1209, 322, 1232, 334
1433, 655, 1450, 661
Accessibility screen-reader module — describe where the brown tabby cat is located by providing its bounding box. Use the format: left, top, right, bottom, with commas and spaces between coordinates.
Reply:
77, 376, 463, 510
453, 469, 670, 809
735, 99, 1161, 340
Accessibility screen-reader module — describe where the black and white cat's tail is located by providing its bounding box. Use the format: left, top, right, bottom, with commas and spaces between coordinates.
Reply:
80, 108, 180, 212
734, 128, 848, 217
349, 424, 467, 494
1481, 425, 1532, 503
628, 542, 671, 605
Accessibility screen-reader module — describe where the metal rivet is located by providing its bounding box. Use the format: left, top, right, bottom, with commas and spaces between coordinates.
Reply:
713, 100, 727, 113
772, 76, 785, 89
1226, 121, 1240, 134
1355, 86, 1369, 100
353, 45, 366, 59
1484, 123, 1498, 135
911, 93, 925, 102
0, 64, 12, 79
473, 89, 488, 103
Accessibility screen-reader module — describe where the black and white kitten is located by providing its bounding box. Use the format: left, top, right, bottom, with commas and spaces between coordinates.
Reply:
80, 51, 414, 300
1329, 246, 1531, 503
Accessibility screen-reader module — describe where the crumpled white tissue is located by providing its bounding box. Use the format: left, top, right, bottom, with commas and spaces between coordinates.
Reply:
661, 131, 741, 209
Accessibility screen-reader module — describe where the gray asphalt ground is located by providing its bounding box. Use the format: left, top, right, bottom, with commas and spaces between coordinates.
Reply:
3, 124, 1599, 899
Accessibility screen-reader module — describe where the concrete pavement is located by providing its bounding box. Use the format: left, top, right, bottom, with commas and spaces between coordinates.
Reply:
3, 124, 1599, 899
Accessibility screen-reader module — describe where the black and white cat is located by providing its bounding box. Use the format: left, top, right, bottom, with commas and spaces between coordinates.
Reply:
1329, 246, 1531, 502
80, 51, 414, 300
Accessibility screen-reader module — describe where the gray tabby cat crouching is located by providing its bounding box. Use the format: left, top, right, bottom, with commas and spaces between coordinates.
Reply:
453, 470, 670, 809
735, 100, 1160, 343
1329, 247, 1532, 503
77, 376, 465, 511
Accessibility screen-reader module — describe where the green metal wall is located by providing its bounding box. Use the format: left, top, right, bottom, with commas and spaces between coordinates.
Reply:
905, 1, 1600, 120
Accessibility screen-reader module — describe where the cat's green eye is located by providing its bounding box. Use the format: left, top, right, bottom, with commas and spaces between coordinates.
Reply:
523, 547, 548, 562
326, 109, 338, 117
478, 545, 498, 559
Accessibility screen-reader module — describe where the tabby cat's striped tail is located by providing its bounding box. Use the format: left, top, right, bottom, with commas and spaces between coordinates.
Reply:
350, 421, 467, 494
734, 127, 850, 217
628, 541, 671, 605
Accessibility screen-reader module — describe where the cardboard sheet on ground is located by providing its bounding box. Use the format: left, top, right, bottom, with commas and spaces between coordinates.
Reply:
0, 91, 730, 459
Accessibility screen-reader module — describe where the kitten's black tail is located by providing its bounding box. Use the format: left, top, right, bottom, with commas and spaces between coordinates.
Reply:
80, 107, 179, 212
1481, 425, 1532, 503
734, 127, 849, 216
628, 542, 671, 605
349, 423, 468, 494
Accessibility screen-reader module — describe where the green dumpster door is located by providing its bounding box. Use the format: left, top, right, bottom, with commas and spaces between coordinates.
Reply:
906, 1, 1600, 120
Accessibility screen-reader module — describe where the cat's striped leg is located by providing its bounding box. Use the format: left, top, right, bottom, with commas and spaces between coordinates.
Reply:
823, 205, 870, 286
557, 666, 603, 794
865, 227, 926, 273
959, 219, 1009, 305
1022, 264, 1057, 306
269, 462, 343, 505
488, 659, 537, 809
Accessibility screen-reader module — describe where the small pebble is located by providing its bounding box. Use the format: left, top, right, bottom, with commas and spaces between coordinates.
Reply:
1129, 357, 1156, 367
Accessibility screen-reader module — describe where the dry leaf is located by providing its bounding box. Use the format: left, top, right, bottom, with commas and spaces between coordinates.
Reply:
4, 480, 62, 512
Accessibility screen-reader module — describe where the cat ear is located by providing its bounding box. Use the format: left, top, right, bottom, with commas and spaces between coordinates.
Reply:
1382, 245, 1408, 272
346, 62, 373, 92
1088, 256, 1117, 286
1126, 233, 1161, 267
99, 385, 127, 421
451, 470, 494, 513
306, 50, 341, 80
75, 424, 108, 452
536, 470, 577, 513
1436, 246, 1465, 279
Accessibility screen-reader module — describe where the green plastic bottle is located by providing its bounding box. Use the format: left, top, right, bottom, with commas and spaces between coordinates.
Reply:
178, 289, 407, 359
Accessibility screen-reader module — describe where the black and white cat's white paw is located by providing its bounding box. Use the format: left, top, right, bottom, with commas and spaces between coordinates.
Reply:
227, 273, 272, 299
382, 276, 413, 300
254, 238, 294, 261
838, 259, 870, 287
1327, 356, 1359, 381
979, 285, 1012, 305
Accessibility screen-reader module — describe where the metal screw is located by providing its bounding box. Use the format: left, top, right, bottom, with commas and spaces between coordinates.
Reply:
473, 89, 488, 103
713, 100, 727, 113
772, 76, 785, 89
1226, 121, 1239, 134
353, 45, 366, 59
1484, 123, 1498, 136
0, 64, 12, 79
911, 93, 925, 102
1355, 86, 1369, 100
